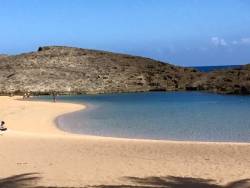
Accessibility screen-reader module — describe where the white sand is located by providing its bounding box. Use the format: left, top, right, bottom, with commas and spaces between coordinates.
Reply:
0, 96, 249, 187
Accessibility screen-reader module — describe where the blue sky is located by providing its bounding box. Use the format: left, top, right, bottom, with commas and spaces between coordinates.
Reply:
0, 0, 250, 66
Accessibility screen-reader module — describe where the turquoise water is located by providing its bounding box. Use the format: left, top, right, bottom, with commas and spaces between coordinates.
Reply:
40, 92, 250, 142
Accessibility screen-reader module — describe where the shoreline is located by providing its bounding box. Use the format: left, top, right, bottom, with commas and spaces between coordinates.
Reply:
0, 96, 250, 187
53, 96, 250, 145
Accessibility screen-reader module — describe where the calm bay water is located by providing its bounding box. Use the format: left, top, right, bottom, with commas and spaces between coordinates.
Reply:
39, 92, 250, 142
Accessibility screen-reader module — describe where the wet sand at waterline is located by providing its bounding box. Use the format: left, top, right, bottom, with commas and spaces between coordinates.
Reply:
0, 96, 249, 187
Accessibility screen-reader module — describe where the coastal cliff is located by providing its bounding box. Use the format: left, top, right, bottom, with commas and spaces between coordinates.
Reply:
0, 46, 249, 95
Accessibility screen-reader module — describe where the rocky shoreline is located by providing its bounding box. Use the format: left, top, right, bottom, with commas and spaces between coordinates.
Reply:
0, 46, 249, 95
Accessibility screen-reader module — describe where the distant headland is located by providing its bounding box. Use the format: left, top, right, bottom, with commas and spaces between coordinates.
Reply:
0, 46, 249, 95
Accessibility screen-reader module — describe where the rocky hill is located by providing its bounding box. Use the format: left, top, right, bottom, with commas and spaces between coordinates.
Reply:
190, 64, 250, 94
0, 46, 202, 95
0, 46, 249, 95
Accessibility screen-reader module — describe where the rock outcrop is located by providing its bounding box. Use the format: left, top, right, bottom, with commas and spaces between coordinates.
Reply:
0, 46, 202, 95
190, 64, 250, 94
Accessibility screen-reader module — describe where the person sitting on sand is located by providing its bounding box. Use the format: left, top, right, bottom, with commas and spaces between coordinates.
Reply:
0, 121, 7, 131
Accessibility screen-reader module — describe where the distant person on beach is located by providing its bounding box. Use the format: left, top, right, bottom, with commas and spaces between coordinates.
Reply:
0, 121, 7, 131
23, 93, 27, 99
23, 92, 31, 99
52, 92, 57, 102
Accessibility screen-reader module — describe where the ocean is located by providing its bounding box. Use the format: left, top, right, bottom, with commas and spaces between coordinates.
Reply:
192, 65, 242, 72
36, 91, 250, 143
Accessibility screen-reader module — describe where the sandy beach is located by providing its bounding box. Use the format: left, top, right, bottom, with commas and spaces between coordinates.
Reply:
0, 96, 249, 187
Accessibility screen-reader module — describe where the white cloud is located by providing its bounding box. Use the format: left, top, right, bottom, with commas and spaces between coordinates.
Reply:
211, 37, 227, 46
240, 38, 250, 44
211, 37, 220, 46
220, 39, 227, 46
210, 37, 250, 46
231, 37, 250, 45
